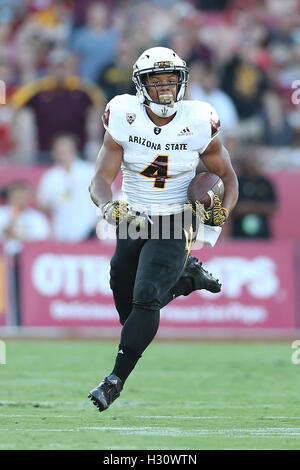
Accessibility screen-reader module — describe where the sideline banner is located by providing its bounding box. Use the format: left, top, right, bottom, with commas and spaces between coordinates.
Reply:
164, 241, 298, 329
19, 241, 298, 329
20, 241, 117, 327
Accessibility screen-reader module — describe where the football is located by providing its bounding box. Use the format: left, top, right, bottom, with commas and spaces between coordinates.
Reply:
187, 172, 224, 210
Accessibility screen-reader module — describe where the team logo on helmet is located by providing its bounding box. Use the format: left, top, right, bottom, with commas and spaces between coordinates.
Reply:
126, 113, 136, 125
154, 61, 173, 68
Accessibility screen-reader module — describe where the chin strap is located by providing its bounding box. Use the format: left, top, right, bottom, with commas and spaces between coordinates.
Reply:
146, 100, 178, 118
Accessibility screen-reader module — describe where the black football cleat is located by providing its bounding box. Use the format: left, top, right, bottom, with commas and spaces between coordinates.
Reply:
184, 256, 221, 293
88, 374, 123, 412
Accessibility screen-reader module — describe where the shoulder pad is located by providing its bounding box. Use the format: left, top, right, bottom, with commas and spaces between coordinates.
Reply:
101, 94, 139, 145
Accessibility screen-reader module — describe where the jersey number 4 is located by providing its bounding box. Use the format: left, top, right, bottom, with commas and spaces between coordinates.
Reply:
139, 155, 170, 189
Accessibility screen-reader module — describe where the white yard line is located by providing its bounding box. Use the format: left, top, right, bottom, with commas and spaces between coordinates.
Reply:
4, 426, 300, 438
116, 402, 285, 409
135, 415, 300, 420
0, 414, 78, 418
0, 400, 86, 407
0, 400, 285, 409
1, 413, 299, 421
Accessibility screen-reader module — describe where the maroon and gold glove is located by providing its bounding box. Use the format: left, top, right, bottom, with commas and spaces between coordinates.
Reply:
188, 194, 229, 226
102, 201, 148, 228
205, 194, 229, 226
101, 201, 129, 226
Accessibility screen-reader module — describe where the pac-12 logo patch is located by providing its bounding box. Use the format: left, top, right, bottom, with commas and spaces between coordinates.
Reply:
154, 127, 161, 135
126, 113, 136, 124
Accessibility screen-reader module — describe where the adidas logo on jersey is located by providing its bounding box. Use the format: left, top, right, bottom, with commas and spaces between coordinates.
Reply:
177, 127, 193, 136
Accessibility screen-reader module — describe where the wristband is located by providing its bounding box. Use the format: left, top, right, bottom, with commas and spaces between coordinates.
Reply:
222, 207, 229, 219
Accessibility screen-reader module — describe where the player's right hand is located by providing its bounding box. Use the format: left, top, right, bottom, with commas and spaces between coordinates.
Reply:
102, 201, 148, 229
102, 201, 129, 226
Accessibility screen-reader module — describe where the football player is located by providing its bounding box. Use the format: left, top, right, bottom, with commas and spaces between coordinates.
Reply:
88, 47, 239, 412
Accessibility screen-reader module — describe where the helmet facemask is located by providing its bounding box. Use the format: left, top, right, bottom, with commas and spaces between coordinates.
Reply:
142, 71, 184, 108
133, 50, 189, 118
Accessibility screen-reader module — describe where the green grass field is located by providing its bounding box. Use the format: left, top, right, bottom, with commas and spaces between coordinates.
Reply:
0, 339, 300, 450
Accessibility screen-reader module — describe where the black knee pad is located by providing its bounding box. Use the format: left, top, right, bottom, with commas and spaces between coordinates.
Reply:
132, 279, 161, 311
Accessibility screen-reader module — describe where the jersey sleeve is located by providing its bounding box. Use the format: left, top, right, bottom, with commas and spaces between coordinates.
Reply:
198, 103, 221, 154
101, 95, 129, 146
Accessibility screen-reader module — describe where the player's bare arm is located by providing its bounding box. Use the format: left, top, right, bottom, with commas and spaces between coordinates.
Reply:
89, 131, 147, 227
200, 136, 239, 215
89, 130, 123, 210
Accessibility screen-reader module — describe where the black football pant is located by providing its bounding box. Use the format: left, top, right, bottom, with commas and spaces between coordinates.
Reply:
110, 235, 189, 324
110, 212, 197, 325
109, 212, 197, 383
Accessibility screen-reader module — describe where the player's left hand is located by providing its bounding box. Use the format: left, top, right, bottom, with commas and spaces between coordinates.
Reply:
205, 194, 229, 226
188, 194, 229, 226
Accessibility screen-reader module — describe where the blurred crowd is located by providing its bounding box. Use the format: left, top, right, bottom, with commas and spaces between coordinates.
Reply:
0, 0, 300, 246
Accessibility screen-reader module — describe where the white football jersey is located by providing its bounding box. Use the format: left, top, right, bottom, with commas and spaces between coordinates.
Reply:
103, 94, 220, 215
